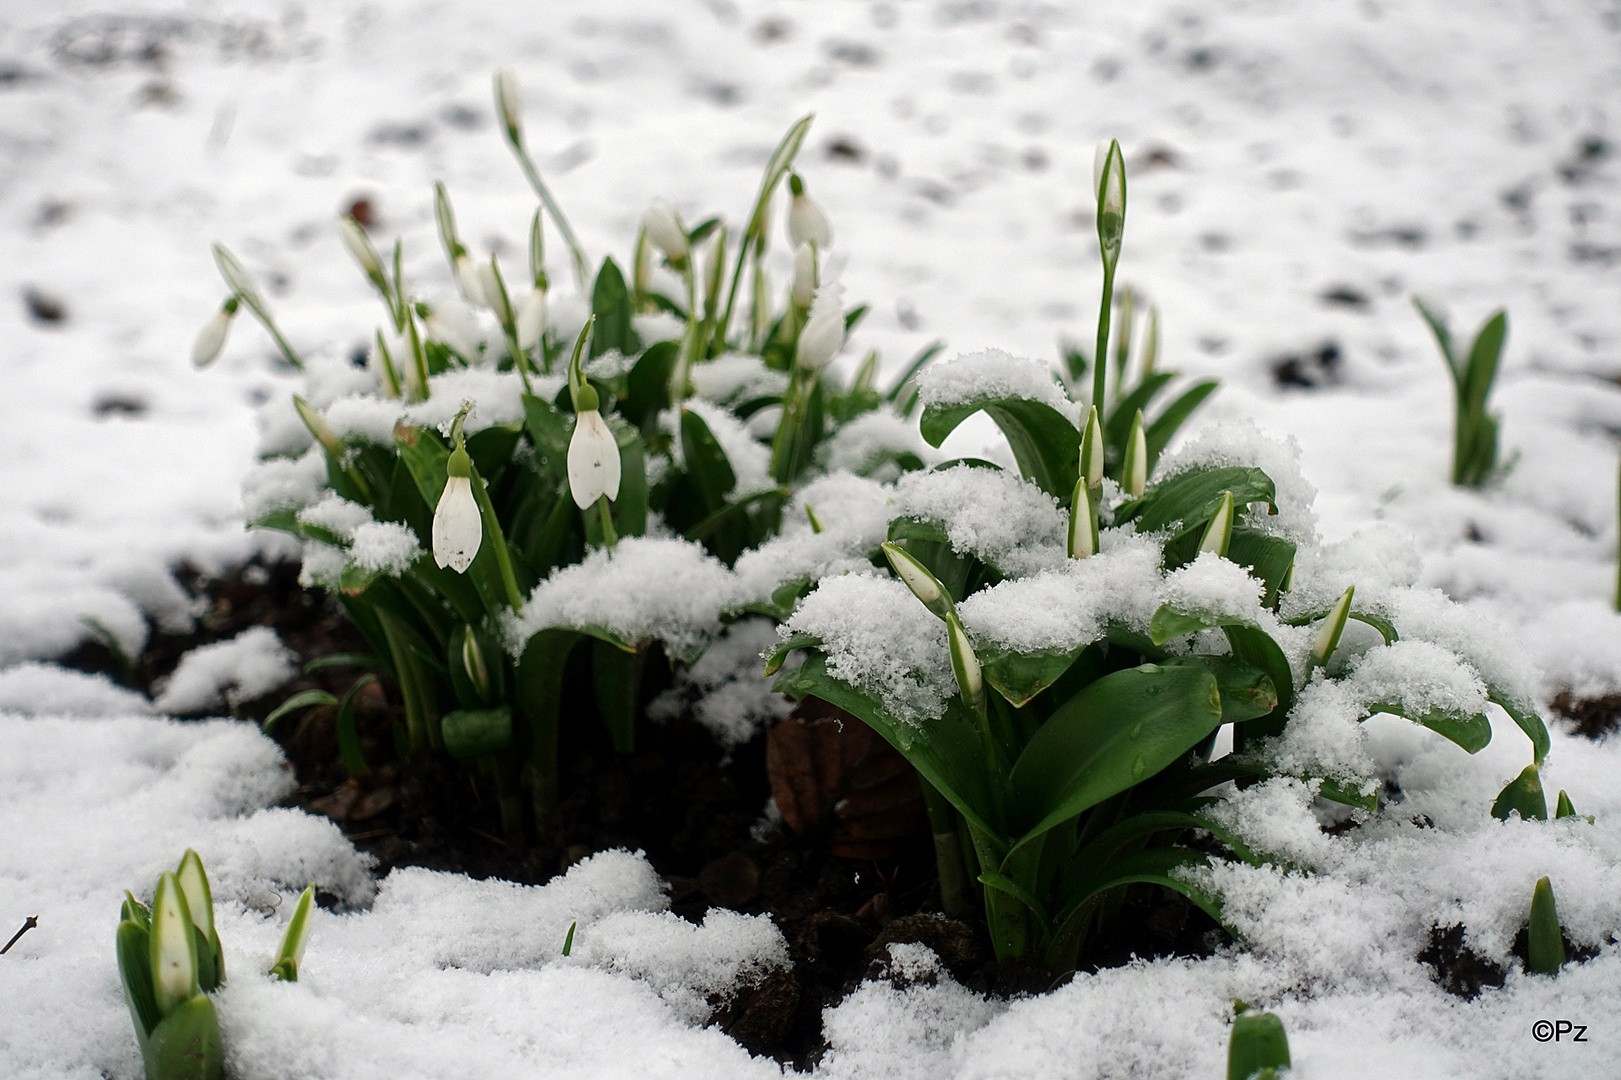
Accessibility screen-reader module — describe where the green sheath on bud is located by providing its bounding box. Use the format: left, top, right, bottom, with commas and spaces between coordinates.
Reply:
1310, 584, 1355, 669
881, 542, 955, 621
1555, 790, 1578, 819
1079, 406, 1105, 489
1527, 876, 1565, 975
805, 504, 825, 534
946, 613, 983, 709
1492, 763, 1548, 821
461, 626, 491, 700
1069, 479, 1096, 559
1199, 490, 1236, 557
293, 396, 344, 459
1121, 409, 1148, 498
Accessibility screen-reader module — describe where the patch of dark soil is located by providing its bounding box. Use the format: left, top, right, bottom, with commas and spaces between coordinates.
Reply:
1550, 690, 1621, 739
1420, 925, 1508, 1000
1271, 341, 1342, 389
78, 556, 1238, 1067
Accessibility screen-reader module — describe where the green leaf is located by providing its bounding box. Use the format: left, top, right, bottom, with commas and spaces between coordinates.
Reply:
885, 340, 945, 403
1527, 876, 1565, 976
1488, 686, 1550, 765
441, 706, 514, 758
141, 994, 224, 1080
1413, 295, 1458, 381
589, 257, 637, 359
1121, 466, 1277, 537
1222, 623, 1296, 719
335, 675, 376, 776
920, 395, 1080, 500
1069, 808, 1262, 872
1492, 764, 1548, 821
593, 639, 644, 753
1008, 664, 1225, 845
762, 633, 822, 676
1159, 656, 1278, 723
679, 408, 737, 511
981, 643, 1094, 708
1461, 310, 1507, 427
1317, 777, 1378, 812
1223, 530, 1296, 608
1284, 608, 1399, 646
271, 885, 316, 982
1555, 790, 1578, 820
1145, 379, 1219, 467
774, 652, 1006, 837
1368, 701, 1492, 754
608, 415, 649, 537
261, 689, 339, 734
392, 424, 507, 619
303, 653, 384, 674
1105, 372, 1176, 455
1148, 604, 1248, 646
1228, 1009, 1291, 1080
977, 871, 1052, 937
625, 340, 677, 428
116, 918, 159, 1041
1049, 847, 1231, 961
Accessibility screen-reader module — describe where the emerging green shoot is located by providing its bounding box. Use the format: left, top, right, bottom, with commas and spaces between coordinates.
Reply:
1310, 585, 1355, 669
1492, 763, 1548, 821
1413, 297, 1507, 488
1120, 409, 1148, 497
1199, 490, 1235, 557
270, 886, 316, 982
1228, 1006, 1291, 1080
1527, 876, 1565, 975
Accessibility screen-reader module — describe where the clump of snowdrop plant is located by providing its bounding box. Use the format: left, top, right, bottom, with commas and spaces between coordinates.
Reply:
1413, 296, 1509, 488
766, 143, 1550, 967
198, 73, 926, 847
117, 853, 316, 1080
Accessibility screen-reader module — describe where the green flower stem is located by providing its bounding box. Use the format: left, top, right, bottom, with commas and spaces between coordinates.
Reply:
241, 297, 304, 371
969, 824, 1029, 961
469, 464, 526, 614
1092, 259, 1116, 413
595, 494, 618, 552
919, 779, 974, 920
505, 141, 589, 293
669, 263, 701, 404
377, 608, 435, 755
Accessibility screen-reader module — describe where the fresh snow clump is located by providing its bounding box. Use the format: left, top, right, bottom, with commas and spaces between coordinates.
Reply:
894, 464, 1067, 576
917, 347, 1079, 423
152, 625, 298, 714
648, 619, 795, 747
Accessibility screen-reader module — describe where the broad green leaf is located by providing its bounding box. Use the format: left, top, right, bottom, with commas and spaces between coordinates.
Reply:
513, 628, 582, 777
589, 257, 637, 359
1461, 310, 1507, 425
885, 340, 945, 403
1105, 372, 1176, 454
1413, 295, 1458, 382
1049, 847, 1232, 963
624, 340, 677, 428
977, 871, 1052, 937
1160, 656, 1278, 723
1149, 604, 1249, 646
1120, 466, 1277, 536
116, 919, 159, 1041
1492, 763, 1547, 821
1069, 808, 1262, 873
521, 393, 572, 465
441, 706, 514, 758
774, 652, 1005, 837
1008, 664, 1225, 845
920, 396, 1080, 499
335, 675, 376, 776
141, 994, 224, 1080
609, 415, 649, 537
1317, 777, 1378, 812
1223, 623, 1296, 717
981, 643, 1093, 708
593, 639, 644, 753
887, 516, 951, 545
1283, 608, 1398, 646
680, 408, 737, 511
1224, 529, 1296, 608
303, 653, 383, 674
1368, 701, 1492, 754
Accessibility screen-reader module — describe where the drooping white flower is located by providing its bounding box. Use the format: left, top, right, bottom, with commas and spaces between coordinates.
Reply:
791, 242, 816, 307
642, 200, 689, 262
787, 174, 832, 249
338, 215, 384, 283
192, 301, 236, 368
567, 392, 622, 509
517, 288, 547, 351
454, 253, 487, 308
477, 260, 513, 325
433, 445, 482, 573
796, 283, 845, 370
423, 299, 484, 362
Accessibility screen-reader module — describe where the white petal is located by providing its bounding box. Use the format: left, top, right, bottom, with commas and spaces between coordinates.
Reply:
796, 283, 845, 370
1093, 140, 1110, 197
517, 288, 547, 351
432, 476, 482, 573
455, 256, 487, 308
791, 242, 816, 306
642, 201, 689, 260
788, 195, 832, 249
567, 410, 622, 509
192, 310, 232, 368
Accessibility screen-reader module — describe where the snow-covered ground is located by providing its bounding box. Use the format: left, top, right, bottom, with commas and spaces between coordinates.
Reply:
3, 1, 1620, 1077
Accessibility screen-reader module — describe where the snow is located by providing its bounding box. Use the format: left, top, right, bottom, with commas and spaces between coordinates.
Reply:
893, 463, 1069, 577
4, 0, 1621, 1076
648, 617, 795, 747
150, 625, 298, 715
917, 348, 1080, 423
691, 353, 791, 406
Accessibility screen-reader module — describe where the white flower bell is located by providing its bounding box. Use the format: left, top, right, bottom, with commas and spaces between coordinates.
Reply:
433, 439, 483, 574
423, 299, 484, 363
791, 242, 817, 307
787, 174, 832, 249
642, 200, 689, 263
338, 215, 384, 283
517, 287, 547, 351
567, 383, 622, 509
192, 299, 237, 368
454, 254, 487, 308
796, 283, 844, 370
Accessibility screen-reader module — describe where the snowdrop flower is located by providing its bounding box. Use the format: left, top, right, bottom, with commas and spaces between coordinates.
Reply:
1093, 138, 1126, 260
338, 214, 385, 285
642, 200, 689, 263
787, 173, 832, 249
150, 872, 199, 1013
1079, 405, 1104, 488
433, 431, 482, 574
494, 68, 523, 146
1198, 490, 1235, 557
1310, 584, 1355, 669
567, 382, 622, 509
192, 297, 238, 368
454, 253, 487, 308
947, 614, 984, 707
422, 299, 484, 362
796, 283, 845, 370
517, 287, 547, 351
1121, 408, 1147, 498
791, 241, 817, 307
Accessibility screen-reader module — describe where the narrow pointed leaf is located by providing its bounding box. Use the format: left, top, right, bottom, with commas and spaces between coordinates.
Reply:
1527, 876, 1565, 975
920, 396, 1080, 499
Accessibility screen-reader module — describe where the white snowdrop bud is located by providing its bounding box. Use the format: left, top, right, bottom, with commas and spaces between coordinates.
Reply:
338, 215, 384, 284
786, 174, 832, 249
455, 254, 487, 308
192, 299, 237, 368
1121, 408, 1148, 498
1079, 405, 1104, 488
433, 444, 482, 574
494, 68, 523, 146
1069, 479, 1095, 559
1094, 138, 1126, 258
882, 541, 954, 622
642, 200, 689, 262
149, 872, 199, 1015
423, 300, 485, 363
796, 283, 845, 370
517, 287, 547, 351
1311, 584, 1356, 669
947, 614, 983, 706
567, 385, 623, 510
478, 260, 513, 325
174, 850, 216, 940
212, 243, 262, 307
1199, 490, 1235, 557
1093, 140, 1110, 199
791, 242, 817, 307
